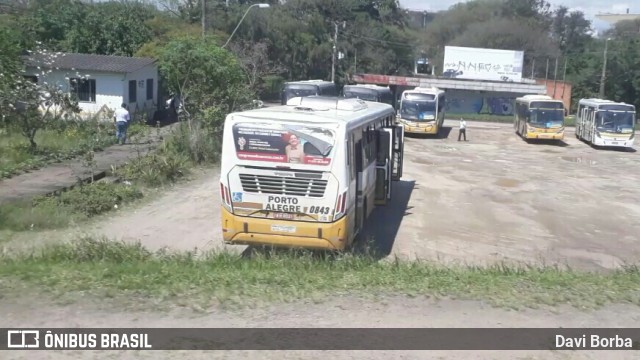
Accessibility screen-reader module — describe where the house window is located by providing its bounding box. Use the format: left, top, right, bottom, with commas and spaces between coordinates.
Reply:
70, 78, 96, 102
146, 79, 153, 100
23, 75, 38, 83
129, 80, 137, 103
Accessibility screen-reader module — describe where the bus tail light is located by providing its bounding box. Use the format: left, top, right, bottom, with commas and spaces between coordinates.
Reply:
334, 191, 347, 220
220, 182, 232, 207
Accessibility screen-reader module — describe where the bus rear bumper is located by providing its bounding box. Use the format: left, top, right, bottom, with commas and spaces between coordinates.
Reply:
221, 208, 349, 250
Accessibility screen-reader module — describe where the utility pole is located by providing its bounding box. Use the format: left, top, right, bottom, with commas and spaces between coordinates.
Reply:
201, 0, 206, 38
552, 57, 558, 97
531, 58, 535, 79
561, 57, 568, 109
354, 49, 357, 74
599, 38, 610, 98
545, 58, 549, 81
331, 22, 338, 83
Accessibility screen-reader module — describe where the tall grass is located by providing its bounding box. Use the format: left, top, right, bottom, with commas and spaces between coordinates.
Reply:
1, 237, 639, 309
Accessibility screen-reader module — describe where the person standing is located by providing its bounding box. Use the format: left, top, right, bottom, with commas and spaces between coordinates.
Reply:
114, 103, 130, 145
458, 118, 467, 141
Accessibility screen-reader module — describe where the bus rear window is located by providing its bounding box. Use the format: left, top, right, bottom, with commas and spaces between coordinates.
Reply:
232, 122, 335, 166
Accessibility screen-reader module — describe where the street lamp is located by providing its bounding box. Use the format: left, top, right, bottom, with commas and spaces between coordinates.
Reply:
599, 37, 611, 98
222, 3, 270, 49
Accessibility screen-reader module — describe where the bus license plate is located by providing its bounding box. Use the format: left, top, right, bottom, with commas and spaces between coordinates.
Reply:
271, 224, 296, 233
273, 212, 294, 220
612, 142, 618, 145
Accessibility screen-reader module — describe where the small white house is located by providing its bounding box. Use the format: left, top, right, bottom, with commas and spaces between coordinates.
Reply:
23, 52, 158, 119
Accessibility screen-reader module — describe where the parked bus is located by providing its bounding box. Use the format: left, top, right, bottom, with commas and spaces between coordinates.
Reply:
342, 84, 394, 107
396, 87, 446, 135
219, 96, 404, 251
281, 80, 337, 105
514, 95, 565, 141
575, 98, 635, 148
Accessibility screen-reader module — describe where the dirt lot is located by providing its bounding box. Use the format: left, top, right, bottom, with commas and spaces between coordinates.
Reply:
2, 294, 640, 360
2, 119, 640, 359
370, 119, 640, 270
6, 119, 639, 269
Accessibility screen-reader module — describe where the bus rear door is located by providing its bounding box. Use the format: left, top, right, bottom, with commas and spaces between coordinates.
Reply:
392, 125, 404, 180
374, 125, 404, 205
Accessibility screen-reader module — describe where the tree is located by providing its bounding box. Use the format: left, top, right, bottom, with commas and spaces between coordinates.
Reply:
158, 36, 251, 118
0, 28, 22, 128
552, 6, 591, 54
228, 39, 285, 93
17, 0, 155, 56
1, 44, 81, 150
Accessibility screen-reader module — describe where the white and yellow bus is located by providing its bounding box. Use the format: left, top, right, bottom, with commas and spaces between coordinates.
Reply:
219, 96, 404, 251
575, 98, 635, 148
396, 87, 446, 135
514, 95, 565, 141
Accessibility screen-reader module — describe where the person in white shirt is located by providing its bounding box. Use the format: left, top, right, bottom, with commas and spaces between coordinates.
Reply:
458, 118, 467, 141
113, 103, 130, 145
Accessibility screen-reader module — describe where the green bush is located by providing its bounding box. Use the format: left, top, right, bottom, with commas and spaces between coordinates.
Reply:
116, 152, 190, 187
54, 182, 144, 217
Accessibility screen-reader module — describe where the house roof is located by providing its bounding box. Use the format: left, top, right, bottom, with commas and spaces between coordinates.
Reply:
23, 52, 156, 74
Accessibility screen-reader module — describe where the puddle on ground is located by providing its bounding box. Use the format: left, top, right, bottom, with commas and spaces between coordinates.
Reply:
414, 158, 435, 166
560, 156, 597, 165
495, 178, 521, 187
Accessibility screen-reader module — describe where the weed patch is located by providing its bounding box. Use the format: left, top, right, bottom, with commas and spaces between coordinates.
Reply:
0, 183, 143, 231
0, 120, 149, 179
2, 237, 639, 309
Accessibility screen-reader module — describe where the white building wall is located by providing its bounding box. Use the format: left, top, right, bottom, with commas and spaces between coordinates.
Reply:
122, 63, 159, 118
24, 67, 124, 119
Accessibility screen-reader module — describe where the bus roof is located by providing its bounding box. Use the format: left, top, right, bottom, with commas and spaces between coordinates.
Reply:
517, 95, 554, 101
227, 96, 394, 131
344, 84, 391, 92
516, 95, 563, 105
403, 87, 444, 95
578, 98, 635, 109
284, 80, 335, 87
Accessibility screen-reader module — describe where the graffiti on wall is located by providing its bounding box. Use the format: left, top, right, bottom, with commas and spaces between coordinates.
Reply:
445, 92, 516, 116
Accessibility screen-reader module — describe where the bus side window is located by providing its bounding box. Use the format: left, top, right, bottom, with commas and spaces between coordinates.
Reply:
355, 137, 363, 173
350, 135, 356, 180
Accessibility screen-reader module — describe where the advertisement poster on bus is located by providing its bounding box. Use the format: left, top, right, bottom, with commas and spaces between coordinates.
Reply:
443, 46, 524, 82
232, 122, 335, 165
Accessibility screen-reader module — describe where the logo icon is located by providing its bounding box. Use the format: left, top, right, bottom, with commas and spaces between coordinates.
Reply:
238, 137, 246, 150
7, 330, 40, 348
231, 192, 243, 202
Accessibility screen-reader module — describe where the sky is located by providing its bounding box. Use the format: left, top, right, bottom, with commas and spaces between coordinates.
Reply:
399, 0, 637, 34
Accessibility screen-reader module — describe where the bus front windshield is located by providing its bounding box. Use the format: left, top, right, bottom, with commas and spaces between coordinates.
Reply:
529, 109, 564, 128
596, 111, 635, 133
400, 100, 436, 121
